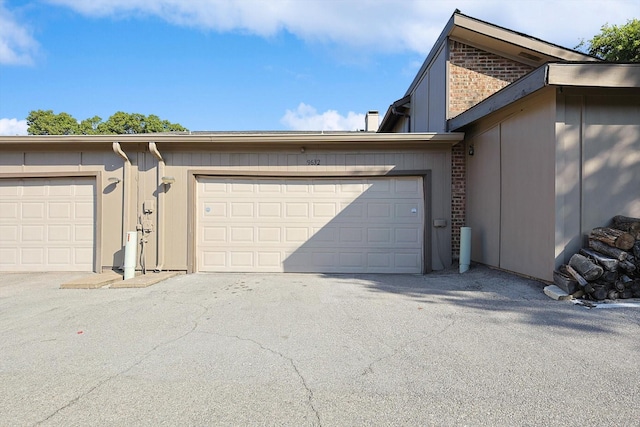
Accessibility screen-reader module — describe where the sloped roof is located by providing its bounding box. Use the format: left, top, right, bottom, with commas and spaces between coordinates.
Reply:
379, 10, 599, 132
448, 62, 640, 131
405, 11, 598, 98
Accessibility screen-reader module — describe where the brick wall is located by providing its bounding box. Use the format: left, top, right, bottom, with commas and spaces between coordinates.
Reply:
449, 40, 534, 117
451, 142, 466, 259
448, 40, 533, 260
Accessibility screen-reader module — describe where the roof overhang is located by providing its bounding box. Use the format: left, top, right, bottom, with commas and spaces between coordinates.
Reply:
448, 62, 640, 131
0, 131, 464, 151
404, 11, 598, 99
378, 95, 411, 133
378, 11, 599, 132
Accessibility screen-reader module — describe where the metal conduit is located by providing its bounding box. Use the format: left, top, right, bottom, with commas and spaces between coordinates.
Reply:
148, 142, 165, 272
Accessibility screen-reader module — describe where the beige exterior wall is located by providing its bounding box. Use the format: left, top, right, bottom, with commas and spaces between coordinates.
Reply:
411, 45, 447, 132
0, 137, 458, 273
163, 149, 453, 272
555, 88, 640, 266
465, 89, 557, 281
466, 86, 639, 282
466, 125, 500, 266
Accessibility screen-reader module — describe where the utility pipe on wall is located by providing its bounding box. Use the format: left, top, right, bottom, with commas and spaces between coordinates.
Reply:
148, 142, 166, 272
459, 227, 471, 273
112, 142, 131, 249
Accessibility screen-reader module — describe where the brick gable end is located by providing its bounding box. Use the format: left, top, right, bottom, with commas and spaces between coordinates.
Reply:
448, 40, 534, 118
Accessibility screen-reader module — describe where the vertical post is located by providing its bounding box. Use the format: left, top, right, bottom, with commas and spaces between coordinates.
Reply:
459, 227, 471, 273
123, 231, 138, 280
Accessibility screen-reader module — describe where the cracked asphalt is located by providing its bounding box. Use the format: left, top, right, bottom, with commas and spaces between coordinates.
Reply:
1, 267, 639, 426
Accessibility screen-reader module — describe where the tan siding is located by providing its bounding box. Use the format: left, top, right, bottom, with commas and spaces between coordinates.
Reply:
1, 142, 456, 273
466, 126, 501, 266
165, 149, 452, 271
428, 47, 448, 132
554, 94, 583, 266
582, 94, 640, 228
499, 94, 556, 280
411, 45, 447, 132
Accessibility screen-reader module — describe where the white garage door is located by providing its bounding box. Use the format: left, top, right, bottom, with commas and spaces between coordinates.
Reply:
0, 178, 95, 272
197, 177, 424, 273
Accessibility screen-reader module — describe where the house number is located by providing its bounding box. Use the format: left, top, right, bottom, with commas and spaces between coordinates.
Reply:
306, 159, 321, 165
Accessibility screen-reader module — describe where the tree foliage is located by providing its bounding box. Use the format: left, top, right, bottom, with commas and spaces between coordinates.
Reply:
26, 110, 188, 135
579, 19, 640, 62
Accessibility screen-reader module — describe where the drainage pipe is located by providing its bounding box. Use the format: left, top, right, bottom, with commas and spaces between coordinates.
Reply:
112, 142, 131, 249
148, 142, 165, 272
459, 227, 471, 273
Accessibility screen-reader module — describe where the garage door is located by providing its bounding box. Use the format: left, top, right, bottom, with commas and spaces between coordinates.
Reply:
0, 178, 95, 272
197, 177, 424, 273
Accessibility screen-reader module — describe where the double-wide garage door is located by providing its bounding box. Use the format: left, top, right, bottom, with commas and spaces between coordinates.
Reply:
0, 178, 95, 272
197, 177, 424, 273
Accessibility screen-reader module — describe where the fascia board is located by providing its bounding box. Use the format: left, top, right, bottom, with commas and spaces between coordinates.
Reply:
547, 63, 640, 88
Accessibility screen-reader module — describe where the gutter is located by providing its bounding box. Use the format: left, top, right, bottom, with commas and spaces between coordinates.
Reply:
111, 142, 131, 250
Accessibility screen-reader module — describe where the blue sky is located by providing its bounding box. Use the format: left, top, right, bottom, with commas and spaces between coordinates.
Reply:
0, 0, 637, 135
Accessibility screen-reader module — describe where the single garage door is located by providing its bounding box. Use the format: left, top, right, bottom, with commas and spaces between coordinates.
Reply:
0, 178, 95, 272
197, 177, 424, 273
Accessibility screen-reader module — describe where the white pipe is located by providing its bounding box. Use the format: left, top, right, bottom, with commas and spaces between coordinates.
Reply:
459, 227, 471, 273
148, 142, 165, 272
123, 231, 138, 280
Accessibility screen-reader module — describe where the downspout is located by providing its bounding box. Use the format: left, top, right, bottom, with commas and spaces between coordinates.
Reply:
112, 142, 131, 250
148, 142, 165, 272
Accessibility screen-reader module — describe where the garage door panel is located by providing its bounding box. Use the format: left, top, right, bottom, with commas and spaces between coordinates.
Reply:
48, 225, 71, 241
0, 178, 95, 271
368, 253, 391, 268
258, 252, 281, 267
258, 203, 281, 217
75, 225, 94, 242
21, 248, 44, 264
197, 177, 424, 273
257, 227, 281, 243
22, 203, 45, 218
230, 203, 253, 217
230, 227, 253, 242
0, 248, 18, 264
368, 228, 391, 243
49, 247, 72, 265
311, 226, 337, 242
0, 202, 18, 219
75, 202, 94, 219
0, 225, 18, 241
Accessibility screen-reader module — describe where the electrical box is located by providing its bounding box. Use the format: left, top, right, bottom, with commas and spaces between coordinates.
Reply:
433, 219, 447, 228
143, 200, 155, 214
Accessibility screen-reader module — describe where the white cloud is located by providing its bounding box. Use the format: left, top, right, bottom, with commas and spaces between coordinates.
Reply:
281, 103, 365, 131
0, 118, 28, 135
0, 2, 38, 65
42, 0, 638, 55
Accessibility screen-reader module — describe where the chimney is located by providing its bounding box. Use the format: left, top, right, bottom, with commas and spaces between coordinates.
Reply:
365, 110, 379, 132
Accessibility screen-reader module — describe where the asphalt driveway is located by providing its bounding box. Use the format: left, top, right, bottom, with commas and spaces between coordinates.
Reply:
1, 267, 639, 426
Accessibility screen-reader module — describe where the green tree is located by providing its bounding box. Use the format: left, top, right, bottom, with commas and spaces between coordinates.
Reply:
27, 110, 80, 135
27, 110, 188, 135
579, 19, 640, 62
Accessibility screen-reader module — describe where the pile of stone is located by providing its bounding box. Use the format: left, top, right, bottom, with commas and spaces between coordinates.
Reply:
554, 215, 640, 300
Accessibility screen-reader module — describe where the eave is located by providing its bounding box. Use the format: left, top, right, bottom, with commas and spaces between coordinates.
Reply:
448, 62, 640, 131
0, 132, 464, 152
